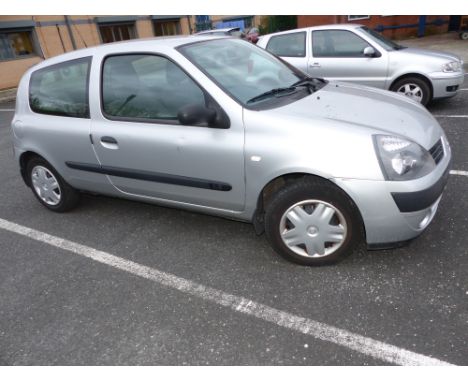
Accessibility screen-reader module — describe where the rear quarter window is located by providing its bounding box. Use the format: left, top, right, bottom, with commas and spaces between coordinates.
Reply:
266, 32, 306, 57
29, 56, 91, 118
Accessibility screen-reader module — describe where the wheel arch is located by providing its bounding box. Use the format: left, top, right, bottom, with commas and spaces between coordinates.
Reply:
253, 172, 366, 240
390, 72, 433, 100
19, 151, 45, 187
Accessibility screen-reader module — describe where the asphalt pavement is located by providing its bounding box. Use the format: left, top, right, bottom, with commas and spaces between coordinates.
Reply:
0, 80, 467, 365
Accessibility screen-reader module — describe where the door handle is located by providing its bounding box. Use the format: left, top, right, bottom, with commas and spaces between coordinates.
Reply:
309, 62, 321, 68
101, 136, 118, 144
100, 136, 119, 150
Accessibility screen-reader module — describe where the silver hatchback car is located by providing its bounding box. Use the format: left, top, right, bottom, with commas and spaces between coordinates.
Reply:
11, 36, 451, 265
257, 24, 465, 105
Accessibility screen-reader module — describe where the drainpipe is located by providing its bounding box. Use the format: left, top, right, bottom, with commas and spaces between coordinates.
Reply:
418, 16, 427, 38
64, 16, 77, 50
186, 15, 193, 34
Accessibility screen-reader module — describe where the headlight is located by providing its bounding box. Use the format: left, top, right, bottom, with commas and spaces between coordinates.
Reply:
373, 135, 436, 181
442, 61, 461, 72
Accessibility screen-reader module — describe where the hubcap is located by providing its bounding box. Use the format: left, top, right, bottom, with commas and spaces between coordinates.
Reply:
31, 166, 61, 206
397, 83, 424, 103
279, 200, 347, 258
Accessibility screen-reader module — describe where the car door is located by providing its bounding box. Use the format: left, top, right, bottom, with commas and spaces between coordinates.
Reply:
24, 57, 104, 188
90, 53, 245, 211
308, 29, 389, 88
264, 31, 308, 73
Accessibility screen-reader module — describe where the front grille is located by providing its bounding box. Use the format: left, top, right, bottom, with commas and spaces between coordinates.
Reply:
429, 138, 444, 165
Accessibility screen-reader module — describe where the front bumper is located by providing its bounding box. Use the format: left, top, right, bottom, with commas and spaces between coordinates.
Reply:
332, 143, 452, 246
429, 70, 465, 99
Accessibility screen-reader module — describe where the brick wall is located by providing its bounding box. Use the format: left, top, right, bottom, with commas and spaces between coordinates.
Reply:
297, 15, 450, 39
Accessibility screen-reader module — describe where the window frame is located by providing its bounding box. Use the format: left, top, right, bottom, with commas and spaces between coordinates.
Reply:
265, 31, 307, 58
97, 22, 137, 44
311, 29, 382, 58
99, 52, 228, 128
0, 27, 40, 62
152, 19, 182, 37
28, 56, 92, 119
347, 16, 370, 21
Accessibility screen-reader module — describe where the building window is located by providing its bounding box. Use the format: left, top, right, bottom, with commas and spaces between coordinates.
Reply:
99, 23, 136, 44
195, 15, 212, 32
154, 20, 181, 36
347, 16, 370, 21
0, 29, 37, 61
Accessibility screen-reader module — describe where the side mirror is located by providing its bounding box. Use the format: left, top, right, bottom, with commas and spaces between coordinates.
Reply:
363, 46, 376, 57
178, 104, 216, 126
178, 103, 230, 129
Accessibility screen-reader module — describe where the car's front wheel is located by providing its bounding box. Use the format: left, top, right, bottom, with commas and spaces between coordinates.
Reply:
264, 177, 363, 266
390, 76, 432, 105
26, 157, 80, 212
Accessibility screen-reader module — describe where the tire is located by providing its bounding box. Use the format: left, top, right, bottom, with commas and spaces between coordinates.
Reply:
26, 157, 80, 212
390, 76, 432, 106
460, 32, 468, 40
264, 177, 363, 266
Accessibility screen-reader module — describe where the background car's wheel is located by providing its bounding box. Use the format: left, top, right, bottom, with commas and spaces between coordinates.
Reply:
390, 76, 431, 105
26, 157, 80, 212
264, 177, 363, 266
460, 31, 468, 40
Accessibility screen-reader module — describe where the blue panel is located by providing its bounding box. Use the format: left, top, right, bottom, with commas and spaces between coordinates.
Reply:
214, 20, 245, 30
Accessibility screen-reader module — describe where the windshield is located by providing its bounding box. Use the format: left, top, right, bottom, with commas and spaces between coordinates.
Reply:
178, 39, 311, 107
359, 26, 405, 51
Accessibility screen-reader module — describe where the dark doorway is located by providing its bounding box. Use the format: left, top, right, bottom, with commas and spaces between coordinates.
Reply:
448, 16, 461, 31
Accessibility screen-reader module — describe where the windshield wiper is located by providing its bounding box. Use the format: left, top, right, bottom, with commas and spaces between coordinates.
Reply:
246, 86, 297, 104
291, 77, 326, 91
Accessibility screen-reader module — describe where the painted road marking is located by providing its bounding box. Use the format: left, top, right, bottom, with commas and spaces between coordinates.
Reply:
434, 115, 468, 118
0, 217, 453, 366
0, 109, 14, 112
450, 170, 468, 176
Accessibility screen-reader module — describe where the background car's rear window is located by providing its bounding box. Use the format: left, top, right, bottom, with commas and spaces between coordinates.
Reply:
266, 32, 306, 57
29, 57, 91, 118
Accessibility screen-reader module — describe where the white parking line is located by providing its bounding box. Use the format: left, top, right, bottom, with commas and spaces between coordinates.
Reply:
450, 170, 468, 176
0, 217, 453, 366
0, 109, 14, 112
434, 115, 468, 118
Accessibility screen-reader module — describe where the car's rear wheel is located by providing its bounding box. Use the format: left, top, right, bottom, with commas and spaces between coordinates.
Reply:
460, 31, 468, 40
390, 76, 431, 105
26, 157, 80, 212
264, 177, 363, 266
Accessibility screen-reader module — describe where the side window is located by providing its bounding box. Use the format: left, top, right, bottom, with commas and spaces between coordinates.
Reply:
312, 30, 370, 58
102, 54, 206, 121
29, 57, 91, 118
266, 32, 306, 57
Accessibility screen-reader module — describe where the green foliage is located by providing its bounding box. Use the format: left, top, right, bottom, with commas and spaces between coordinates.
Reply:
259, 16, 298, 35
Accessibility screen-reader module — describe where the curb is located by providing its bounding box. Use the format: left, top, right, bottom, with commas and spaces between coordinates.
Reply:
0, 89, 17, 105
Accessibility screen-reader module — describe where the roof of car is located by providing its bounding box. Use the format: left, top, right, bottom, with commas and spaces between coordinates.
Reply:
262, 24, 363, 37
195, 27, 241, 34
28, 35, 230, 71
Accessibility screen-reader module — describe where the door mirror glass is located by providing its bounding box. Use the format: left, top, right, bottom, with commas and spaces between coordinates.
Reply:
363, 46, 376, 57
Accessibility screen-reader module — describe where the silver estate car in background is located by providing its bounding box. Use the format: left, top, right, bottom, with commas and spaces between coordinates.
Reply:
11, 36, 451, 265
257, 24, 465, 105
